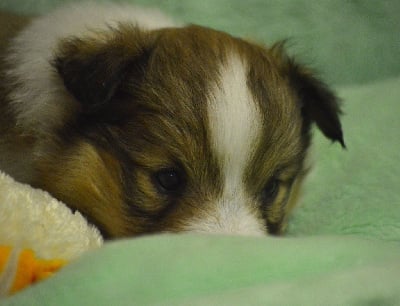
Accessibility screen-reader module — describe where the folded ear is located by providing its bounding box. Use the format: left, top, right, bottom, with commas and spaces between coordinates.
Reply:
53, 25, 155, 114
290, 63, 345, 148
272, 43, 345, 148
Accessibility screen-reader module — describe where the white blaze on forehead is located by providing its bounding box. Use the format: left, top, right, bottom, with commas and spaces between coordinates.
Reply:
186, 52, 265, 236
208, 53, 263, 194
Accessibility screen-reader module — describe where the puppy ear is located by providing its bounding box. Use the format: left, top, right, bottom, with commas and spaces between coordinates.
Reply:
291, 64, 345, 148
272, 43, 345, 148
54, 25, 154, 114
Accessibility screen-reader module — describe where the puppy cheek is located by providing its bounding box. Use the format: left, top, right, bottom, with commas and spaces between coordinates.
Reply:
284, 176, 306, 216
33, 142, 132, 237
267, 173, 308, 235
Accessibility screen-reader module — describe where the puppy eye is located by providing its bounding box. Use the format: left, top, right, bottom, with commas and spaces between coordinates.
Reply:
154, 168, 184, 194
262, 178, 280, 203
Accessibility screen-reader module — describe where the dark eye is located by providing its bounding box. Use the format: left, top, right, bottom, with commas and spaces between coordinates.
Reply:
262, 178, 280, 203
153, 168, 184, 194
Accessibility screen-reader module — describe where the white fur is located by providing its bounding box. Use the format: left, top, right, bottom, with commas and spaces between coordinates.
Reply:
184, 195, 266, 237
186, 53, 266, 236
5, 2, 177, 135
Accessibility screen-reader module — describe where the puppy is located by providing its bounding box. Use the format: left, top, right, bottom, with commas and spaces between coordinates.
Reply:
0, 3, 344, 238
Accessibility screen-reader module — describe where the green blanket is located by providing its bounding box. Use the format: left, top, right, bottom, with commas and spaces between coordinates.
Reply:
3, 235, 400, 306
1, 0, 399, 305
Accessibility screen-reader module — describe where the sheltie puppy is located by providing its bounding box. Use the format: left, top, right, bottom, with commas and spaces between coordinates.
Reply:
0, 3, 344, 238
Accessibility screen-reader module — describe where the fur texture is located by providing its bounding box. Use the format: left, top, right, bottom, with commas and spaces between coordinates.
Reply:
0, 170, 102, 260
0, 3, 344, 238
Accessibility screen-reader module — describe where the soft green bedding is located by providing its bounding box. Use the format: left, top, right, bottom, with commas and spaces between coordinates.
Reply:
3, 235, 400, 306
288, 76, 400, 241
1, 1, 399, 305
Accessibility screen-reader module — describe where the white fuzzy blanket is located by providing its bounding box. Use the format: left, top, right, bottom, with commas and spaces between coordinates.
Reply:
0, 170, 103, 261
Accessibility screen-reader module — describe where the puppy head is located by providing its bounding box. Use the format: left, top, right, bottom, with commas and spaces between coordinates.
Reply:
34, 24, 344, 238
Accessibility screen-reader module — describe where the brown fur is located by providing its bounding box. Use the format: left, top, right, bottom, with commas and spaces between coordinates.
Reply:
0, 13, 344, 238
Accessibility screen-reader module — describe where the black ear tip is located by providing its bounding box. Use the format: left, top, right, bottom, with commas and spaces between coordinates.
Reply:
338, 136, 346, 149
331, 129, 346, 149
320, 120, 346, 149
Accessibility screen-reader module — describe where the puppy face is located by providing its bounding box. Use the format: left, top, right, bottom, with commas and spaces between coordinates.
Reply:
32, 25, 344, 238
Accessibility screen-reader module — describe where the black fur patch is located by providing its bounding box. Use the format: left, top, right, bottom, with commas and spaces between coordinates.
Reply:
53, 25, 155, 115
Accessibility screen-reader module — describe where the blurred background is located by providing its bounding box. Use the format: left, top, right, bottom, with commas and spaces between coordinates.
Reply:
1, 0, 399, 87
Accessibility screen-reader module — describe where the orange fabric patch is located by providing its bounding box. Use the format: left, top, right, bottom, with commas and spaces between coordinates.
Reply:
0, 246, 67, 294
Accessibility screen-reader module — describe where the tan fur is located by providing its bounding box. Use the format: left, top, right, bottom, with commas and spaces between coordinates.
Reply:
34, 142, 130, 237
